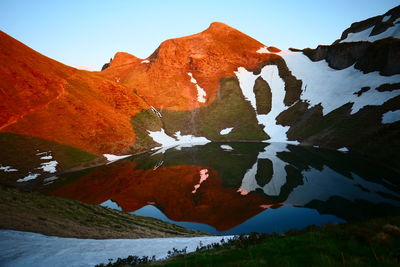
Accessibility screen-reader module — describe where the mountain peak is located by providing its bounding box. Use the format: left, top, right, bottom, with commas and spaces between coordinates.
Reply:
109, 52, 139, 68
206, 22, 235, 31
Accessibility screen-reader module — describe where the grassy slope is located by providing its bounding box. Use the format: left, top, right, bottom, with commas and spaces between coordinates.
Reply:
0, 185, 206, 239
0, 132, 103, 185
130, 76, 269, 144
155, 217, 400, 266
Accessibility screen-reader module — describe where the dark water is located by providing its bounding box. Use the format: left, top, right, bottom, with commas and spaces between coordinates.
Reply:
47, 142, 400, 235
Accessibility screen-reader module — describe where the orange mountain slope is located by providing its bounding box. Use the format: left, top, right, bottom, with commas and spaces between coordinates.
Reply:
0, 31, 150, 155
0, 23, 277, 155
99, 22, 278, 110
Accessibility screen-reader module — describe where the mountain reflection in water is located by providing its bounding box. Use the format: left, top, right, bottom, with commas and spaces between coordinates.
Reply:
47, 142, 400, 234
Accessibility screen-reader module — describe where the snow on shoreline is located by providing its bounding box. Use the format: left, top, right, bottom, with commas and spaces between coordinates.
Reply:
148, 129, 211, 152
103, 154, 132, 162
0, 165, 18, 172
0, 230, 232, 267
16, 173, 40, 182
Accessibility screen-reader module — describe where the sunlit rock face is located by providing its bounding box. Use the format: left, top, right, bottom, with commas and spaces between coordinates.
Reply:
1, 5, 399, 179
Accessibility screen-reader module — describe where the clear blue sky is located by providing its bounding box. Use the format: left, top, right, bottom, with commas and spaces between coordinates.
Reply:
0, 0, 398, 70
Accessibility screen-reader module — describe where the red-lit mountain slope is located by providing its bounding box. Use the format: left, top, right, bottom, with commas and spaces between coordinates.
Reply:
99, 22, 277, 110
0, 31, 150, 155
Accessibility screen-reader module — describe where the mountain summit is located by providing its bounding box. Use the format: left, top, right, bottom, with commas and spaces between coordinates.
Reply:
100, 21, 277, 110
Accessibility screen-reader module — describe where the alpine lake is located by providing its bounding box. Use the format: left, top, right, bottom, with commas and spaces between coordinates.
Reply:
39, 142, 400, 235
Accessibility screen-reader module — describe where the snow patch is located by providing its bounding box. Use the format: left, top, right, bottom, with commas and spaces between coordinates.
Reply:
220, 145, 233, 151
340, 22, 400, 43
40, 155, 52, 160
151, 106, 162, 118
37, 161, 58, 173
43, 176, 58, 183
382, 110, 400, 124
148, 129, 211, 149
337, 147, 349, 152
187, 72, 207, 103
141, 60, 150, 63
256, 46, 269, 53
0, 230, 233, 267
235, 66, 299, 144
103, 154, 131, 162
153, 160, 164, 170
17, 173, 40, 182
277, 51, 400, 115
0, 165, 18, 172
220, 127, 233, 135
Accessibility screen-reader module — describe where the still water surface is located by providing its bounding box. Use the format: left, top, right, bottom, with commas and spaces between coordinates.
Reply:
48, 142, 400, 235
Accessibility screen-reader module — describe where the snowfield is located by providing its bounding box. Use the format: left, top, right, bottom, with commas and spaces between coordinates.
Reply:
235, 66, 299, 144
0, 230, 232, 267
340, 18, 400, 43
277, 51, 400, 115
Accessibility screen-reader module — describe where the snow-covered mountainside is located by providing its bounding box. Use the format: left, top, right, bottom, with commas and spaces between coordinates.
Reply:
0, 5, 399, 183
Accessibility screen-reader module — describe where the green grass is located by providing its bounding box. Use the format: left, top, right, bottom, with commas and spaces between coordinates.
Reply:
0, 132, 102, 184
96, 217, 400, 266
159, 76, 268, 141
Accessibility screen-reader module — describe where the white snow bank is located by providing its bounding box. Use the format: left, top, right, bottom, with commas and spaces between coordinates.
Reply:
340, 21, 400, 43
40, 155, 53, 160
277, 51, 400, 115
0, 230, 232, 267
337, 147, 349, 152
17, 173, 40, 182
220, 145, 233, 151
220, 127, 233, 135
0, 165, 18, 172
256, 46, 269, 53
141, 59, 150, 63
103, 154, 132, 162
382, 110, 400, 124
37, 160, 58, 173
235, 66, 299, 144
187, 72, 207, 103
148, 129, 211, 149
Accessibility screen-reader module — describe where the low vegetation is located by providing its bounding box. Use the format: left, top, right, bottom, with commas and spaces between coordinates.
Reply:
97, 216, 400, 266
